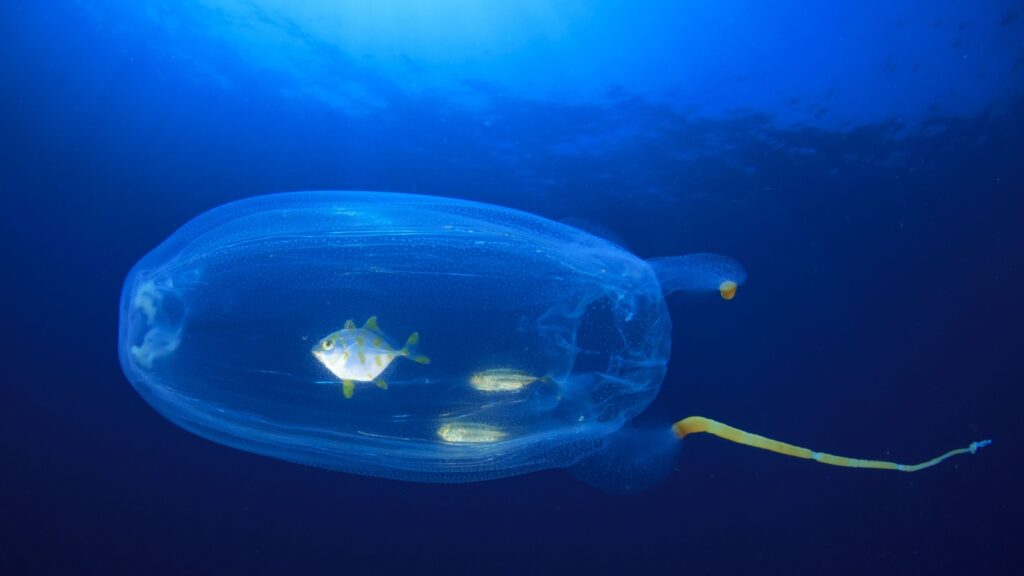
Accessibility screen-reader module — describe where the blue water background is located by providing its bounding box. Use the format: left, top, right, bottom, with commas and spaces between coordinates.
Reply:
1, 1, 1021, 574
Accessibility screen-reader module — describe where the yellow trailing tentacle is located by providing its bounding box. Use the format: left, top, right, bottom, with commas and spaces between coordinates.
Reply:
672, 416, 990, 472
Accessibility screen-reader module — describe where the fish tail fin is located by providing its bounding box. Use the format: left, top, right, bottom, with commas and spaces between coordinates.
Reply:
400, 332, 430, 364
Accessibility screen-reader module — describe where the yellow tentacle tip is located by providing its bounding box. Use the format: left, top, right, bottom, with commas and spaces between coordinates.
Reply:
719, 280, 738, 301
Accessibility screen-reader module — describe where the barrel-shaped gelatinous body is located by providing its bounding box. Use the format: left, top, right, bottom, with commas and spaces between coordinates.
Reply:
118, 192, 671, 482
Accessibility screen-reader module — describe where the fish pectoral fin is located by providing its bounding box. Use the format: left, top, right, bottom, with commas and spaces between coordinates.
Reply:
363, 316, 380, 332
342, 380, 355, 399
411, 355, 430, 365
375, 379, 388, 390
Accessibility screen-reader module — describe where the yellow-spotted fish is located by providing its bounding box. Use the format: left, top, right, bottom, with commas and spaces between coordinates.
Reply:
312, 316, 429, 399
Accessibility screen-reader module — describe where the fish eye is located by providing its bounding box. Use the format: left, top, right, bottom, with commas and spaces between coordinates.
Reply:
321, 340, 334, 350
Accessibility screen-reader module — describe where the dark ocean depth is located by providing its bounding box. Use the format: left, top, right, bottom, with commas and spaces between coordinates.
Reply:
1, 1, 1021, 574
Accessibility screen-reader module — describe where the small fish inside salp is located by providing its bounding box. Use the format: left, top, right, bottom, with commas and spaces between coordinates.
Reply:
311, 316, 430, 399
469, 368, 545, 392
437, 422, 507, 444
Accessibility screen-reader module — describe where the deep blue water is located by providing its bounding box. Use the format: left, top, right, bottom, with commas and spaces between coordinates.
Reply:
1, 1, 1021, 574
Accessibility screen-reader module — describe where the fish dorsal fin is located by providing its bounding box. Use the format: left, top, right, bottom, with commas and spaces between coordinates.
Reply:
363, 316, 380, 332
344, 319, 356, 329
